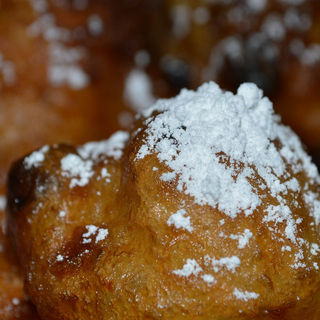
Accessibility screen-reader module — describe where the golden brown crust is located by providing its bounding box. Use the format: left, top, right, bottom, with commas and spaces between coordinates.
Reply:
6, 110, 320, 319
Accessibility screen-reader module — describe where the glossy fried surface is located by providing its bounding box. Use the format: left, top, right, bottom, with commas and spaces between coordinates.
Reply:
6, 117, 320, 320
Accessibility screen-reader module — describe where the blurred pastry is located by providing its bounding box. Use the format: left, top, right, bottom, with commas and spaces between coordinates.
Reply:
0, 0, 162, 189
7, 82, 320, 319
144, 0, 320, 166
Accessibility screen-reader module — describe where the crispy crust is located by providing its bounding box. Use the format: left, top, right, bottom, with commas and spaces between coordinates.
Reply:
6, 115, 320, 319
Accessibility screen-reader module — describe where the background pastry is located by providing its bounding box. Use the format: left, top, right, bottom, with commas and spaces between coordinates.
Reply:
142, 0, 320, 167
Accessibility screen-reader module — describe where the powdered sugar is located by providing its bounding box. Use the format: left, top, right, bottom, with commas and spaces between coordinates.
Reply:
24, 145, 49, 169
124, 69, 155, 112
262, 14, 286, 41
173, 259, 202, 277
48, 43, 89, 89
82, 225, 98, 243
56, 254, 64, 261
193, 7, 211, 25
95, 228, 109, 242
59, 210, 66, 218
311, 243, 320, 256
303, 192, 320, 227
263, 204, 297, 243
59, 131, 128, 188
167, 209, 193, 232
78, 131, 129, 161
246, 0, 266, 12
87, 15, 104, 36
82, 225, 108, 244
233, 288, 259, 301
61, 154, 93, 188
230, 229, 253, 249
49, 64, 89, 89
205, 255, 241, 273
136, 82, 320, 243
171, 5, 191, 39
201, 274, 216, 284
27, 7, 91, 90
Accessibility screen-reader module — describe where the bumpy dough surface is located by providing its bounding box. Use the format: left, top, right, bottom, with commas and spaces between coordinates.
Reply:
6, 106, 320, 320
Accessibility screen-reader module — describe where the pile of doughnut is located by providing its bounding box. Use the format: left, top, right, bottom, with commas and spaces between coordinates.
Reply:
0, 0, 319, 319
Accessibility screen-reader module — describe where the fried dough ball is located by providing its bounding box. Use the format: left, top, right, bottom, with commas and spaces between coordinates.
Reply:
144, 0, 320, 166
7, 83, 320, 319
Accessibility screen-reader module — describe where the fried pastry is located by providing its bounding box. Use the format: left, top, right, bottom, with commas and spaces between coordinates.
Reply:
6, 82, 320, 319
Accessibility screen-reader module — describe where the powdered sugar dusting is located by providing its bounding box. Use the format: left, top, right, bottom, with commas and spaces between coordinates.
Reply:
48, 43, 89, 90
136, 82, 320, 244
59, 210, 66, 218
82, 225, 98, 243
173, 259, 202, 277
124, 69, 155, 112
27, 4, 93, 90
205, 255, 241, 273
61, 154, 93, 188
233, 288, 259, 301
78, 131, 129, 161
82, 225, 108, 244
304, 192, 320, 226
201, 274, 216, 285
311, 243, 320, 256
24, 145, 49, 169
96, 228, 109, 242
230, 229, 253, 249
87, 15, 104, 36
167, 209, 193, 232
56, 254, 64, 261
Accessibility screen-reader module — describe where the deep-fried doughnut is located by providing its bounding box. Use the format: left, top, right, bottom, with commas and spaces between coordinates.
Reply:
7, 82, 320, 319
